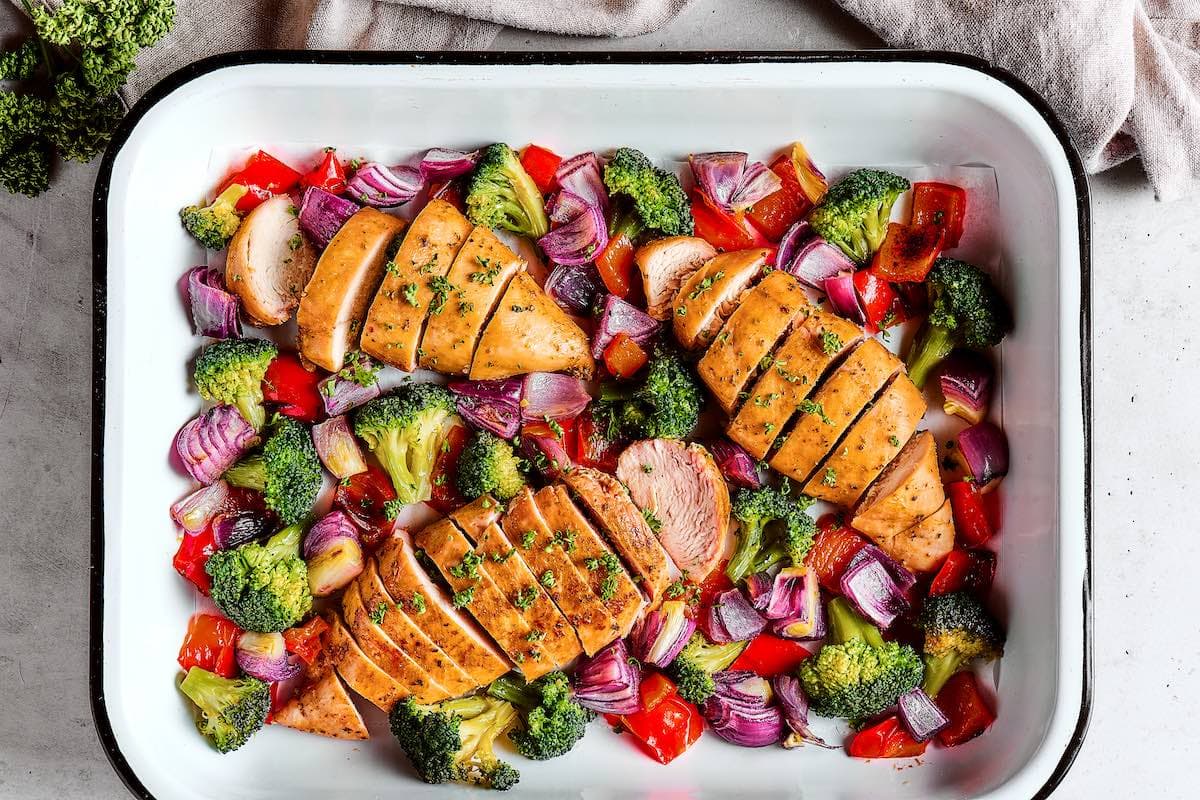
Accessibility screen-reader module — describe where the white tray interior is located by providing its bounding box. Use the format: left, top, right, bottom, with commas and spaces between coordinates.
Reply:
97, 56, 1088, 800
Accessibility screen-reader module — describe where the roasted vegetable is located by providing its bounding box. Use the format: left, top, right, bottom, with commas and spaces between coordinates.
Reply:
193, 337, 277, 431
178, 666, 270, 754
488, 672, 594, 760
726, 485, 816, 583
595, 347, 702, 441
456, 429, 527, 502
180, 184, 249, 249
353, 383, 457, 504
465, 143, 550, 239
206, 523, 313, 632
920, 590, 1005, 697
667, 631, 748, 706
807, 168, 910, 264
389, 695, 521, 790
603, 147, 693, 238
223, 417, 322, 525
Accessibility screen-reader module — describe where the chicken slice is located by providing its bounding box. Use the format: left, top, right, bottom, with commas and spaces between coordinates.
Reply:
635, 236, 718, 320
851, 430, 945, 540
672, 248, 770, 350
272, 665, 369, 740
876, 499, 955, 573
324, 612, 408, 712
341, 581, 448, 703
225, 194, 317, 326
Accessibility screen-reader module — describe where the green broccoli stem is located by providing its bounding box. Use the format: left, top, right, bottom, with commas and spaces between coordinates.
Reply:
726, 522, 764, 583
828, 598, 885, 648
236, 395, 267, 431
608, 203, 645, 242
921, 652, 966, 698
442, 694, 491, 719
224, 454, 266, 491
749, 541, 788, 577
265, 524, 305, 559
905, 321, 956, 389
488, 676, 537, 711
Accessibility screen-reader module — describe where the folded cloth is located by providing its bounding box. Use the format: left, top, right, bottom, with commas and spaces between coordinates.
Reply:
832, 0, 1200, 199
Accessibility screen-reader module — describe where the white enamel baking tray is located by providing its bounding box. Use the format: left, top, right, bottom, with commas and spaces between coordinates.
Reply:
91, 52, 1091, 800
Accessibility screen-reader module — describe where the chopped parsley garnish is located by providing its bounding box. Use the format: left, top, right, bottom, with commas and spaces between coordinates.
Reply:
513, 586, 538, 610
402, 282, 420, 307
428, 275, 454, 315
641, 508, 662, 533
819, 328, 842, 356
545, 417, 565, 439
383, 499, 403, 521
452, 587, 476, 608
339, 350, 380, 387
799, 398, 834, 425
288, 233, 302, 251
469, 256, 501, 285
641, 464, 654, 474
520, 530, 537, 549
550, 529, 577, 553
821, 467, 838, 487
689, 270, 725, 300
492, 548, 516, 563
384, 259, 402, 277
525, 629, 546, 642
368, 602, 388, 625
449, 550, 484, 580
889, 435, 901, 447
539, 570, 556, 589
410, 593, 427, 614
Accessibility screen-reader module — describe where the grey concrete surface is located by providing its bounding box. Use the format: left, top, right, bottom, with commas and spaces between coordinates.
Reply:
1, 0, 1194, 797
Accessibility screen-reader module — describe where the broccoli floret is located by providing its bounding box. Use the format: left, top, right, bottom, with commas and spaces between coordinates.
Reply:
206, 523, 313, 632
725, 485, 816, 583
920, 591, 1006, 697
488, 671, 594, 760
179, 183, 249, 250
457, 429, 527, 502
353, 383, 457, 504
602, 147, 693, 238
223, 417, 322, 525
905, 258, 1012, 387
389, 695, 521, 789
193, 337, 277, 431
596, 347, 702, 440
807, 168, 910, 264
667, 632, 747, 705
178, 667, 270, 754
799, 598, 924, 719
465, 143, 549, 239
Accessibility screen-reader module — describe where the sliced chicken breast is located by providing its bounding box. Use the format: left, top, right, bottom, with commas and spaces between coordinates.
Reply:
297, 207, 406, 371
502, 487, 620, 656
672, 248, 770, 350
876, 499, 955, 573
471, 271, 595, 379
360, 199, 472, 371
355, 559, 477, 696
563, 468, 677, 603
375, 530, 510, 686
727, 311, 863, 459
803, 374, 926, 507
616, 439, 730, 581
851, 430, 945, 540
635, 236, 718, 320
225, 194, 317, 326
325, 612, 408, 712
534, 486, 644, 637
697, 271, 813, 413
341, 581, 448, 703
419, 226, 524, 375
272, 665, 369, 740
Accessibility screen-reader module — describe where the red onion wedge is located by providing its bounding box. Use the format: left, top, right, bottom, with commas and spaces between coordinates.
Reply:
840, 548, 910, 630
170, 480, 231, 535
704, 588, 767, 644
769, 567, 825, 640
517, 423, 574, 480
707, 438, 763, 489
729, 161, 783, 212
854, 543, 917, 594
689, 152, 781, 213
418, 148, 479, 181
304, 511, 365, 597
555, 152, 608, 214
298, 186, 360, 249
823, 272, 867, 325
939, 351, 995, 425
775, 221, 813, 276
956, 421, 1009, 489
175, 405, 258, 485
545, 262, 603, 316
539, 191, 608, 266
449, 378, 523, 439
897, 688, 949, 742
520, 372, 591, 421
628, 600, 697, 668
773, 674, 836, 749
212, 510, 273, 550
702, 671, 784, 747
318, 353, 382, 416
236, 631, 301, 682
311, 416, 367, 479
573, 639, 641, 714
788, 239, 857, 290
346, 162, 423, 208
186, 266, 241, 339
744, 571, 775, 611
592, 294, 660, 360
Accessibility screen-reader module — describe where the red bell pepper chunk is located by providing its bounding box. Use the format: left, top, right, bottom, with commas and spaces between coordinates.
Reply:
519, 144, 562, 195
300, 148, 348, 194
847, 715, 928, 759
746, 155, 813, 242
935, 671, 996, 746
333, 464, 398, 550
610, 692, 703, 764
729, 633, 811, 677
852, 269, 900, 334
595, 233, 637, 300
690, 189, 757, 252
804, 514, 869, 593
638, 671, 677, 712
428, 180, 466, 212
573, 408, 622, 473
178, 613, 242, 678
911, 182, 967, 249
173, 528, 216, 595
218, 150, 302, 213
282, 616, 330, 666
695, 560, 734, 608
262, 352, 326, 424
869, 222, 945, 283
929, 549, 997, 597
427, 424, 469, 514
603, 333, 649, 379
947, 481, 994, 547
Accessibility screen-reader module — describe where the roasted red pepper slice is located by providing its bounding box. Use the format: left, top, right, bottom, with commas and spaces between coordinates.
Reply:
852, 269, 900, 333
805, 514, 869, 593
869, 222, 945, 283
427, 424, 469, 514
746, 155, 813, 241
428, 180, 466, 212
729, 633, 812, 677
690, 189, 757, 252
218, 150, 302, 212
282, 616, 330, 665
573, 408, 622, 473
935, 671, 996, 746
173, 528, 217, 595
596, 233, 637, 300
929, 549, 997, 597
178, 613, 242, 678
695, 561, 734, 608
603, 333, 649, 379
334, 464, 398, 550
300, 148, 348, 194
610, 694, 704, 764
638, 671, 677, 712
947, 481, 994, 547
847, 715, 928, 758
911, 181, 967, 249
519, 144, 562, 195
262, 352, 326, 423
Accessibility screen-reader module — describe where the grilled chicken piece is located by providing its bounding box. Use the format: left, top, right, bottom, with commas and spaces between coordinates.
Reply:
563, 468, 676, 602
297, 208, 406, 371
803, 374, 926, 506
672, 248, 770, 350
728, 311, 863, 459
324, 612, 408, 712
697, 271, 813, 413
876, 499, 955, 573
449, 498, 583, 668
851, 430, 945, 540
414, 517, 549, 679
616, 440, 729, 581
534, 486, 644, 637
341, 581, 448, 703
502, 488, 620, 656
225, 194, 317, 326
769, 339, 900, 484
375, 530, 510, 685
272, 665, 369, 740
361, 199, 472, 371
471, 271, 595, 379
355, 559, 477, 696
419, 226, 524, 375
635, 236, 718, 320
